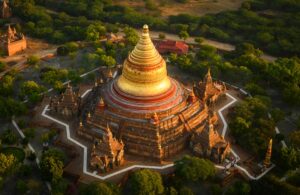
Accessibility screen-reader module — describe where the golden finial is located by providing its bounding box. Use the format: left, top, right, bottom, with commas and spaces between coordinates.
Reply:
87, 112, 91, 119
143, 24, 149, 33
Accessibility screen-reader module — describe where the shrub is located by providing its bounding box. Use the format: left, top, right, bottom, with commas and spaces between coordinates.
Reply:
27, 55, 40, 66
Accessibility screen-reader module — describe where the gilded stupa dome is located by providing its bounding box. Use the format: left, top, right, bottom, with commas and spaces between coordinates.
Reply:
116, 25, 171, 97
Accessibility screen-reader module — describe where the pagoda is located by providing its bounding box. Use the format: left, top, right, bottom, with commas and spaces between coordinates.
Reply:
263, 139, 272, 168
0, 25, 27, 56
77, 25, 227, 164
0, 0, 11, 19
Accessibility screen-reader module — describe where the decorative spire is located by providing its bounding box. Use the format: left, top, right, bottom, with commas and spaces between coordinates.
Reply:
105, 123, 113, 138
107, 69, 113, 78
263, 139, 272, 168
151, 112, 159, 125
204, 67, 212, 84
188, 88, 197, 103
79, 119, 83, 128
116, 24, 171, 97
99, 78, 104, 84
97, 97, 105, 110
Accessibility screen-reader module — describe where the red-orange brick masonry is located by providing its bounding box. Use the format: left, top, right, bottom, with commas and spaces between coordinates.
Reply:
0, 25, 27, 56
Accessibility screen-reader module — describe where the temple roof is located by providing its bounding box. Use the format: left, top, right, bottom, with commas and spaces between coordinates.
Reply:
116, 25, 171, 97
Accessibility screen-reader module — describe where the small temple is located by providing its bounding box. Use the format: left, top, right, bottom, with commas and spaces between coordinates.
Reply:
0, 25, 27, 56
50, 25, 229, 172
0, 0, 11, 19
194, 68, 226, 105
49, 83, 81, 117
190, 116, 230, 163
90, 124, 124, 172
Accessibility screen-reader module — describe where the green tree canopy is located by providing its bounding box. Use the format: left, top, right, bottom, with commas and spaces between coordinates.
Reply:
86, 23, 107, 41
126, 169, 164, 195
80, 181, 120, 195
175, 155, 215, 181
0, 153, 17, 176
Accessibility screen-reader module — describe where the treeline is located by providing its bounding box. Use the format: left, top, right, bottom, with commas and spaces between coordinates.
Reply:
10, 0, 300, 56
35, 0, 167, 29
169, 0, 300, 56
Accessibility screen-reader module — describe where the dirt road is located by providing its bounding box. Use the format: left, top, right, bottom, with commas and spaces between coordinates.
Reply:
0, 48, 57, 78
147, 30, 277, 62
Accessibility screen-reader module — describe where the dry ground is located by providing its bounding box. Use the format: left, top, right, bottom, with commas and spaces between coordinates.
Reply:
113, 0, 244, 17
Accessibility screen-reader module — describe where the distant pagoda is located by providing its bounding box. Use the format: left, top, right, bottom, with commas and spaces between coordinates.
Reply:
0, 0, 11, 19
263, 139, 272, 168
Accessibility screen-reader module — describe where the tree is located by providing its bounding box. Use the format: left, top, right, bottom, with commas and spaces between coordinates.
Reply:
64, 42, 79, 52
40, 156, 63, 182
53, 81, 65, 93
23, 128, 36, 140
86, 23, 107, 41
194, 37, 204, 45
279, 147, 300, 170
179, 30, 189, 41
225, 181, 250, 195
40, 148, 65, 182
16, 179, 28, 194
289, 131, 300, 149
159, 33, 166, 40
20, 80, 45, 98
124, 27, 139, 46
0, 61, 7, 71
179, 187, 194, 195
99, 55, 116, 67
1, 129, 17, 145
79, 182, 120, 195
0, 153, 17, 176
126, 169, 164, 195
0, 75, 14, 96
27, 55, 40, 66
175, 155, 215, 181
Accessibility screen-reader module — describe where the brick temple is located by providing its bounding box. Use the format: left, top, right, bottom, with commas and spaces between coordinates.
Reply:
50, 25, 229, 172
0, 25, 27, 56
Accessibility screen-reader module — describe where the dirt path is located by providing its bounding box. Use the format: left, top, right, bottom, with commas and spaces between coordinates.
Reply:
0, 48, 57, 78
147, 30, 277, 62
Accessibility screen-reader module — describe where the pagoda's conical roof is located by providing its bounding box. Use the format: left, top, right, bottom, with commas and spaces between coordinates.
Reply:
116, 25, 171, 97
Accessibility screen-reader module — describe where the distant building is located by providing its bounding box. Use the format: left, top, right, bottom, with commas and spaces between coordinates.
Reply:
106, 33, 124, 43
49, 83, 81, 118
0, 25, 27, 56
0, 0, 11, 19
154, 40, 188, 55
194, 68, 227, 105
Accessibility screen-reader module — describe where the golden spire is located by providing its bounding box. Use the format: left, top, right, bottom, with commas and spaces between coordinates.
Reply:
116, 25, 171, 96
264, 139, 272, 168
